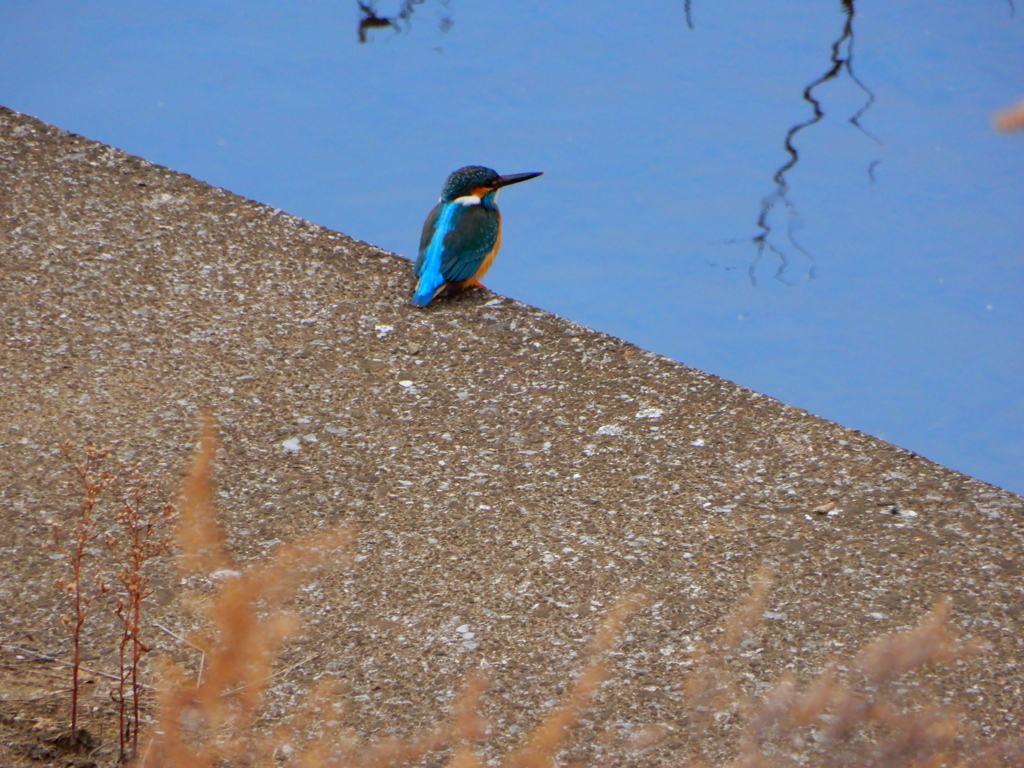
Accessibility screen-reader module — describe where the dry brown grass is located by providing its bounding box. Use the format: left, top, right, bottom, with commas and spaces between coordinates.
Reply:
500, 591, 648, 768
34, 416, 1024, 768
136, 416, 1024, 767
140, 414, 354, 767
725, 598, 965, 768
994, 99, 1024, 132
664, 579, 1024, 768
139, 416, 645, 768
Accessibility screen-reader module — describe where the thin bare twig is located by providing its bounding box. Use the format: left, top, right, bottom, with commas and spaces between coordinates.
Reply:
2, 644, 150, 688
153, 622, 206, 654
153, 621, 208, 691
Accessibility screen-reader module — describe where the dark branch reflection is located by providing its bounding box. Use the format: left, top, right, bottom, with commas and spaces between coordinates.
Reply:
358, 0, 453, 43
750, 0, 880, 285
684, 0, 695, 31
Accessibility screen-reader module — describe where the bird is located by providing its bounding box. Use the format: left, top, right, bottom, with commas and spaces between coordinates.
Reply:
411, 165, 542, 307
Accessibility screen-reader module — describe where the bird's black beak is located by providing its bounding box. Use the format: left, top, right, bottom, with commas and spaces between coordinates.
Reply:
494, 171, 543, 188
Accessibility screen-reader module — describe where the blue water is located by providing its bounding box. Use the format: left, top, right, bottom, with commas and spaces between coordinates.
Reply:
2, 0, 1022, 493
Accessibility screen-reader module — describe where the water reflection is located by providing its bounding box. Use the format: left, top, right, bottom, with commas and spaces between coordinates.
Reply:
356, 2, 394, 43
750, 0, 880, 285
357, 0, 453, 43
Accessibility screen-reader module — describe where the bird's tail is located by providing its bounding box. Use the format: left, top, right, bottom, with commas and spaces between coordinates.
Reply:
411, 273, 446, 307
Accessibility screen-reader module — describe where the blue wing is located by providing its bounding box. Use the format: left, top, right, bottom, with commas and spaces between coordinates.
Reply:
414, 204, 442, 278
438, 204, 499, 284
412, 203, 499, 306
412, 203, 456, 306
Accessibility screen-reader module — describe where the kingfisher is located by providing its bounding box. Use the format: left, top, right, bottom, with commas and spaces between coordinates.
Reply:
411, 166, 542, 307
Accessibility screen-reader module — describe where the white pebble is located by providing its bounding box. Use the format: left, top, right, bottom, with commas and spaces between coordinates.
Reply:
636, 407, 664, 419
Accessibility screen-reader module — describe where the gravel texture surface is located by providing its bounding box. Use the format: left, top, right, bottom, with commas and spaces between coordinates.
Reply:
1, 105, 1022, 766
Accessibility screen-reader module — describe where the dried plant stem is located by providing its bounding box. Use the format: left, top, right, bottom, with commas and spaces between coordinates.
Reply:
106, 466, 175, 762
55, 443, 113, 735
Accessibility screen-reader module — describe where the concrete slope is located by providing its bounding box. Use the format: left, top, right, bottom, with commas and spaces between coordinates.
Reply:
1, 106, 1022, 764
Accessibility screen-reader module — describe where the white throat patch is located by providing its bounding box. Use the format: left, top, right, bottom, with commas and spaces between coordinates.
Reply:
453, 195, 482, 206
